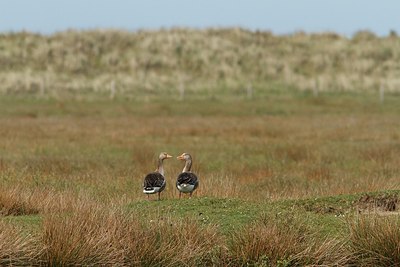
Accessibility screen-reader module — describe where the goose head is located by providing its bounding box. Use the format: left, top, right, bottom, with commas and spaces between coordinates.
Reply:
159, 152, 173, 160
177, 153, 192, 161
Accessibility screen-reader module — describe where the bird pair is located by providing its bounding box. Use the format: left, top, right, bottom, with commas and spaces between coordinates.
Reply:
143, 152, 199, 200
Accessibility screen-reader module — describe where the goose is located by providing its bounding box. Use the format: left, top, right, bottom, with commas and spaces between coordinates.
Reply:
176, 153, 199, 198
143, 152, 172, 200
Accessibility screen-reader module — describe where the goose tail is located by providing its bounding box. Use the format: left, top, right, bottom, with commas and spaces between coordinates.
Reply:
143, 187, 156, 194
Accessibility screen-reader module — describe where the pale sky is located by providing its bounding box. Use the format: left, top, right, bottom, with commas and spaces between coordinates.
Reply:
1, 0, 399, 36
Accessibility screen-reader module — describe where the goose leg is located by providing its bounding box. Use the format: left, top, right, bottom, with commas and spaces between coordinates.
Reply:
147, 194, 150, 200
179, 191, 182, 199
189, 192, 192, 199
158, 192, 161, 201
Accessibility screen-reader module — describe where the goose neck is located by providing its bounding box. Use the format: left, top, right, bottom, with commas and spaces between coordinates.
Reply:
182, 159, 192, 173
157, 158, 165, 176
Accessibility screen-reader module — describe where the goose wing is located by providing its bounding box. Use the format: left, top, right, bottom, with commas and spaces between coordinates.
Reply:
144, 172, 165, 190
176, 172, 198, 189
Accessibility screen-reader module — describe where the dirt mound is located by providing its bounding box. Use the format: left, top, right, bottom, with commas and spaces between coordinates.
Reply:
356, 193, 399, 212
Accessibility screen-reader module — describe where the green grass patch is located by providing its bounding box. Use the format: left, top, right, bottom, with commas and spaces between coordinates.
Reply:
129, 197, 259, 233
128, 190, 400, 237
0, 88, 399, 118
2, 214, 42, 226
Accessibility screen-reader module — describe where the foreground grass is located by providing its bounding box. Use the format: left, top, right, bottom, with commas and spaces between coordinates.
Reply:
1, 191, 400, 265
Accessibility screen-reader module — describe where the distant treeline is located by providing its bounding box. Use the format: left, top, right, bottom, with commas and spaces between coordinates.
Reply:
0, 28, 399, 95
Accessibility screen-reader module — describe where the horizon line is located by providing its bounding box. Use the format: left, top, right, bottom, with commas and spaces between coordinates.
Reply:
0, 26, 397, 38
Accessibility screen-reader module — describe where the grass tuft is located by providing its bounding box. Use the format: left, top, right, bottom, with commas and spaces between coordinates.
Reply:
228, 213, 309, 266
41, 202, 223, 266
42, 203, 124, 265
0, 221, 42, 265
348, 215, 400, 266
0, 187, 39, 216
228, 212, 352, 266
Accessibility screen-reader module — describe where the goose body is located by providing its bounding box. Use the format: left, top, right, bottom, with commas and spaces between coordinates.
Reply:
143, 152, 172, 200
176, 172, 198, 193
176, 153, 199, 198
143, 172, 166, 194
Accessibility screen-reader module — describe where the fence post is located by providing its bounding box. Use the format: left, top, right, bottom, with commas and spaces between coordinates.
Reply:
246, 83, 253, 100
39, 77, 45, 98
110, 80, 116, 100
179, 80, 185, 101
313, 79, 319, 97
380, 84, 384, 104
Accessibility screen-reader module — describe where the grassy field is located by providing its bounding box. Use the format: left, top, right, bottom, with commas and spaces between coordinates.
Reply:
1, 25, 400, 266
0, 87, 399, 265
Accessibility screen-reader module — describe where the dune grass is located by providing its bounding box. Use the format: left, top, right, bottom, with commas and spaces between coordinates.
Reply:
1, 29, 400, 97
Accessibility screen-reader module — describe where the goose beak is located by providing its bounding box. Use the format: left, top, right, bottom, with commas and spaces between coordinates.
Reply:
166, 154, 173, 159
177, 154, 184, 160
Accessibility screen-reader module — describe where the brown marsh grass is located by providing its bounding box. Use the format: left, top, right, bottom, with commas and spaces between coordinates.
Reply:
0, 105, 398, 202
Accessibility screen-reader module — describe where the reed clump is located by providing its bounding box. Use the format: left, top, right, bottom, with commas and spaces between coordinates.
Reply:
348, 215, 400, 266
0, 187, 39, 216
228, 213, 350, 266
0, 221, 42, 265
41, 203, 223, 266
